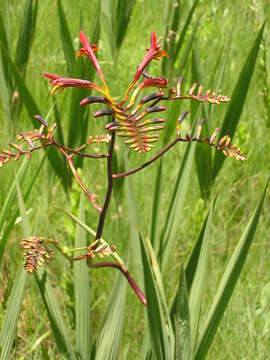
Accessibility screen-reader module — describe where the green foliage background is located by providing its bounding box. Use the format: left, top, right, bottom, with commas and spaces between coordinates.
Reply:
0, 0, 270, 358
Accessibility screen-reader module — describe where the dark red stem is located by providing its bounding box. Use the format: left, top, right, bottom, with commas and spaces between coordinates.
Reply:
90, 261, 147, 306
113, 138, 178, 178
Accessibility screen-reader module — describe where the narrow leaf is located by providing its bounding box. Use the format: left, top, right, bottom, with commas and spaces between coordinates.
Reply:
174, 268, 191, 360
150, 159, 163, 252
15, 0, 32, 75
57, 0, 76, 74
140, 235, 172, 360
94, 271, 127, 360
213, 23, 265, 179
74, 194, 90, 360
189, 199, 214, 352
0, 44, 71, 188
194, 179, 269, 360
35, 270, 77, 359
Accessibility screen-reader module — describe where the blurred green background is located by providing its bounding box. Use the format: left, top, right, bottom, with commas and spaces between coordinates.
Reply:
0, 0, 270, 358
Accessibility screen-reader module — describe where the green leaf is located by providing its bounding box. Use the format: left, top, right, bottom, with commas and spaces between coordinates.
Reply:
0, 267, 28, 359
140, 235, 172, 360
35, 270, 77, 360
212, 23, 265, 180
116, 0, 135, 51
15, 0, 33, 75
189, 198, 214, 352
101, 0, 116, 62
0, 44, 71, 188
173, 0, 200, 66
185, 197, 217, 293
57, 0, 76, 74
174, 268, 191, 360
0, 159, 28, 238
194, 179, 269, 360
0, 156, 45, 264
74, 194, 90, 360
150, 160, 163, 252
191, 45, 212, 199
158, 140, 196, 269
0, 181, 31, 359
162, 15, 200, 145
94, 271, 127, 360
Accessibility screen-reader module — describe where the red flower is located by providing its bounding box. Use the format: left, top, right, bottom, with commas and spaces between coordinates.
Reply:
126, 77, 168, 109
121, 32, 167, 103
44, 72, 105, 95
134, 32, 168, 83
77, 31, 107, 88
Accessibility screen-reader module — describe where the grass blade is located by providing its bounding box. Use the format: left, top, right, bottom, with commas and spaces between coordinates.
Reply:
150, 159, 163, 252
74, 194, 90, 360
140, 235, 172, 360
0, 181, 31, 359
194, 179, 269, 360
212, 23, 265, 180
0, 267, 27, 359
101, 0, 116, 62
94, 271, 127, 360
57, 0, 75, 74
116, 0, 135, 53
0, 43, 71, 188
35, 270, 77, 359
173, 0, 200, 66
15, 0, 33, 75
174, 268, 191, 360
189, 198, 214, 352
0, 156, 45, 264
158, 140, 196, 269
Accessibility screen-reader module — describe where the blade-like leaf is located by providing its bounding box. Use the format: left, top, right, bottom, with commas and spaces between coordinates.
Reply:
0, 267, 27, 359
116, 0, 135, 51
101, 0, 116, 62
15, 0, 32, 75
0, 44, 71, 188
140, 235, 172, 360
189, 198, 214, 352
192, 44, 212, 199
162, 15, 200, 145
0, 156, 45, 264
158, 139, 196, 269
35, 269, 77, 359
94, 271, 127, 360
194, 179, 269, 360
150, 159, 163, 252
74, 194, 90, 360
0, 181, 30, 359
173, 0, 200, 66
170, 198, 217, 321
212, 23, 265, 180
185, 197, 217, 292
174, 268, 191, 360
57, 0, 76, 74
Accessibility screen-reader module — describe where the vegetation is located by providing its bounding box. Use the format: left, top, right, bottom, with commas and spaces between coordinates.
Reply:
0, 0, 269, 359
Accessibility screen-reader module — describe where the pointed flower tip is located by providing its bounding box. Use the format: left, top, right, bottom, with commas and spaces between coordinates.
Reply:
44, 72, 57, 80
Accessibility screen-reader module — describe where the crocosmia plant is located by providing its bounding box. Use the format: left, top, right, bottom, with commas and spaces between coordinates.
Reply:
0, 31, 246, 305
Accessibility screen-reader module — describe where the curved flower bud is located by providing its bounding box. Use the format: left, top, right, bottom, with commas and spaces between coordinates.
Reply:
44, 72, 105, 96
78, 31, 107, 88
122, 32, 168, 103
126, 77, 168, 110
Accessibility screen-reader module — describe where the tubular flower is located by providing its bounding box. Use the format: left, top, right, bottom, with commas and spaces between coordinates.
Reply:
44, 72, 105, 96
122, 32, 168, 103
